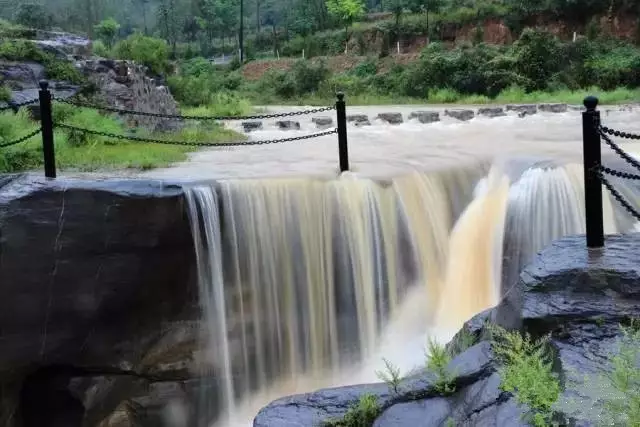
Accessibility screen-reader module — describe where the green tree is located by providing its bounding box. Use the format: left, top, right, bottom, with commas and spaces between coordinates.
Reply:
326, 0, 365, 50
94, 18, 121, 48
13, 3, 51, 29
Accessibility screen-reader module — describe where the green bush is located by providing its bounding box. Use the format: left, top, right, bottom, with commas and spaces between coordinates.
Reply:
0, 85, 10, 102
92, 40, 110, 58
112, 33, 170, 75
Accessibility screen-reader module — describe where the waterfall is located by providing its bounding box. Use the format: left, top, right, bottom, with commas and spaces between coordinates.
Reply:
183, 161, 632, 427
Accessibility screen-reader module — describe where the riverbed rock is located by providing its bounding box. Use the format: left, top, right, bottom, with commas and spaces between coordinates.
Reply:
276, 120, 301, 130
376, 112, 404, 124
312, 116, 334, 129
506, 104, 537, 115
254, 234, 640, 427
347, 114, 369, 125
478, 107, 506, 118
242, 121, 263, 132
444, 109, 475, 121
0, 174, 201, 427
538, 103, 568, 113
408, 111, 440, 123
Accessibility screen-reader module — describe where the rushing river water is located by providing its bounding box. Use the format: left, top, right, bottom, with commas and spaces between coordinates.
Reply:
143, 104, 640, 181
149, 104, 640, 427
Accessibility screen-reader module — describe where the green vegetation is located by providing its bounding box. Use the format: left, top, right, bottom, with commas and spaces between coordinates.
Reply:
0, 105, 245, 173
426, 338, 456, 395
488, 325, 561, 427
94, 18, 121, 49
601, 319, 640, 426
324, 393, 381, 427
112, 33, 172, 75
0, 85, 10, 102
375, 358, 403, 394
0, 40, 83, 84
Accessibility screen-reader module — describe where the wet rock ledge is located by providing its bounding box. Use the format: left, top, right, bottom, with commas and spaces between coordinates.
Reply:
253, 234, 640, 427
0, 174, 201, 427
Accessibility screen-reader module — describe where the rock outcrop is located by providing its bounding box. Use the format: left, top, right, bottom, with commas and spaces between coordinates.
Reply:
253, 234, 640, 427
0, 174, 201, 427
79, 59, 182, 132
538, 103, 568, 113
276, 120, 301, 130
347, 114, 371, 126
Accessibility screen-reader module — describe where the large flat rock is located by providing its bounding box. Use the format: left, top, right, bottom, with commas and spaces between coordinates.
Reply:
0, 174, 201, 427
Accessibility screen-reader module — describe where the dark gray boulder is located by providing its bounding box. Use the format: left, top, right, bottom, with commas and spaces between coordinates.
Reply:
253, 342, 526, 427
276, 120, 301, 130
243, 121, 264, 132
444, 109, 475, 121
0, 174, 202, 427
478, 107, 507, 118
312, 116, 334, 129
347, 114, 370, 125
376, 112, 403, 125
408, 111, 440, 124
506, 104, 537, 115
538, 103, 568, 113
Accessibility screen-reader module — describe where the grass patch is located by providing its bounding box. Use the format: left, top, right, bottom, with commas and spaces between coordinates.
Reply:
323, 393, 381, 427
0, 106, 245, 173
246, 86, 640, 107
488, 324, 561, 427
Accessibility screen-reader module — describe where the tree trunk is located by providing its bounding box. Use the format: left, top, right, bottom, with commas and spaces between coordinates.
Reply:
256, 0, 261, 32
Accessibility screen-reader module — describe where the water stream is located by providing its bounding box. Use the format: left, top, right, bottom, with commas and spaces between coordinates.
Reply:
167, 105, 640, 427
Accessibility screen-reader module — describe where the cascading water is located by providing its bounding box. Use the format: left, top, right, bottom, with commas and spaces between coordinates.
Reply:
183, 160, 635, 427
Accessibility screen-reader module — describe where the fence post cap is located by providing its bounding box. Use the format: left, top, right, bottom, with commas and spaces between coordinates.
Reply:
39, 80, 49, 90
584, 95, 599, 111
336, 92, 345, 101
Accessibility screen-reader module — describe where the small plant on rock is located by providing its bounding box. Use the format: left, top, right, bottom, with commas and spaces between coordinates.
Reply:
487, 324, 560, 427
375, 358, 402, 394
324, 393, 381, 427
601, 318, 640, 426
426, 338, 456, 395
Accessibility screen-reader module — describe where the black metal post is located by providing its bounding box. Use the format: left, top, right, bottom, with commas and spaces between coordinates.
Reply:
336, 92, 349, 172
39, 80, 56, 178
582, 95, 603, 248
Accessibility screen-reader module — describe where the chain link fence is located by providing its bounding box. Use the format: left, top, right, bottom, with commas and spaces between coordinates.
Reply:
1, 82, 351, 178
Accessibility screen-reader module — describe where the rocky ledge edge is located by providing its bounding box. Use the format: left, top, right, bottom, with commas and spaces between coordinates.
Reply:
253, 234, 640, 427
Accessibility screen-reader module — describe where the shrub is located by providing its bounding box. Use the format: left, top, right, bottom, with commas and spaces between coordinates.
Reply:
112, 33, 170, 75
488, 325, 561, 427
426, 338, 456, 395
94, 18, 121, 49
0, 85, 10, 102
92, 40, 110, 58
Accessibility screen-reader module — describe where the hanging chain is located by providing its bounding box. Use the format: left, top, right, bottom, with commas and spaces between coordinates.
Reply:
596, 169, 640, 221
599, 128, 640, 172
54, 97, 335, 121
0, 98, 39, 112
598, 165, 640, 181
601, 125, 640, 141
0, 127, 41, 148
56, 123, 338, 146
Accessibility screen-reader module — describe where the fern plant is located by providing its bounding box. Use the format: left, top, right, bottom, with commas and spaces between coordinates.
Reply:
376, 358, 403, 394
324, 393, 381, 427
426, 338, 456, 395
488, 324, 561, 427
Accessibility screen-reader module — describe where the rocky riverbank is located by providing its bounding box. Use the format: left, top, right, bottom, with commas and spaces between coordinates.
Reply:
253, 234, 640, 427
